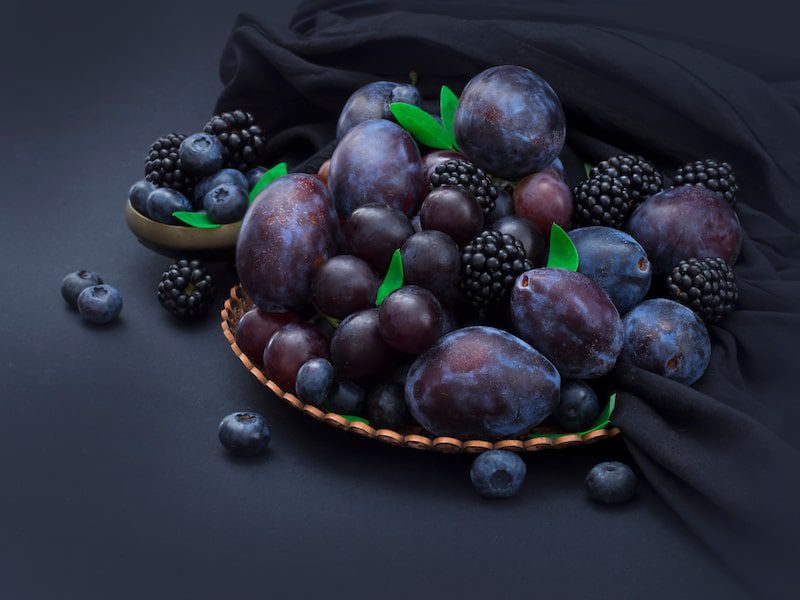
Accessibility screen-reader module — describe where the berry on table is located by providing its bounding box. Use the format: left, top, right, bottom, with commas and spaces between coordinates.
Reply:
666, 257, 738, 323
553, 380, 600, 432
429, 159, 498, 215
470, 450, 527, 499
61, 270, 103, 308
459, 230, 532, 309
218, 412, 271, 457
585, 461, 636, 504
573, 174, 632, 228
590, 154, 663, 208
144, 133, 198, 196
296, 358, 335, 407
672, 159, 738, 205
204, 109, 267, 172
156, 259, 215, 319
77, 284, 123, 324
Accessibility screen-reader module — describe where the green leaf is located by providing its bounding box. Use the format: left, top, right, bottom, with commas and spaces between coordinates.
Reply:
527, 393, 616, 439
546, 223, 579, 271
584, 161, 592, 178
439, 85, 459, 149
375, 249, 404, 305
341, 415, 369, 424
172, 211, 221, 229
389, 103, 453, 150
248, 162, 288, 203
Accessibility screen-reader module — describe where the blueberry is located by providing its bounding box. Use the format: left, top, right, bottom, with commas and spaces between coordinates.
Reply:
366, 381, 410, 429
328, 380, 365, 414
128, 179, 155, 216
61, 270, 103, 308
179, 132, 224, 176
218, 412, 271, 457
246, 167, 267, 190
553, 380, 600, 432
146, 188, 193, 225
77, 284, 123, 324
194, 168, 249, 207
296, 358, 335, 407
585, 461, 636, 504
470, 450, 527, 499
203, 183, 249, 224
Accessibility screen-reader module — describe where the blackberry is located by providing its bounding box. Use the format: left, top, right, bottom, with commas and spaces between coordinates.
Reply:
460, 230, 532, 309
672, 159, 738, 205
144, 133, 198, 196
590, 154, 663, 207
573, 174, 632, 228
666, 257, 738, 323
157, 259, 215, 319
430, 159, 498, 215
203, 110, 266, 171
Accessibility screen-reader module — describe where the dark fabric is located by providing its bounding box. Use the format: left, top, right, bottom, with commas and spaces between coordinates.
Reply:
215, 1, 800, 594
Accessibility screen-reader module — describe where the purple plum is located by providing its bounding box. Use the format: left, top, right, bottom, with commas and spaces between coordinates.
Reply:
336, 81, 422, 141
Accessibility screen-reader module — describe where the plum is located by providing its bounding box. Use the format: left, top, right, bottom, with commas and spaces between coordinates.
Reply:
513, 171, 574, 234
236, 174, 340, 311
235, 308, 301, 365
511, 269, 623, 378
329, 119, 426, 218
453, 65, 565, 180
405, 326, 560, 440
336, 81, 422, 141
619, 299, 711, 385
263, 323, 330, 393
625, 186, 742, 274
568, 226, 651, 314
330, 308, 397, 386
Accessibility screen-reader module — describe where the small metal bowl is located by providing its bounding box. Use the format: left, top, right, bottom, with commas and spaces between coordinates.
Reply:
124, 200, 241, 261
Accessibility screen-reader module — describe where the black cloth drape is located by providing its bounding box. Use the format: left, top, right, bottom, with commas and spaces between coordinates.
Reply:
215, 1, 800, 594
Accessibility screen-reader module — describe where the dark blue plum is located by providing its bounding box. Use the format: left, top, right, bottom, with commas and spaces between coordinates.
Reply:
329, 119, 426, 218
146, 188, 192, 225
585, 462, 636, 504
405, 326, 560, 440
218, 412, 271, 457
295, 358, 335, 407
61, 270, 103, 308
569, 226, 652, 314
178, 133, 224, 176
336, 81, 422, 141
194, 169, 248, 206
366, 381, 410, 429
511, 269, 623, 379
454, 65, 565, 180
77, 284, 123, 324
470, 450, 526, 499
128, 179, 155, 216
328, 381, 365, 415
203, 183, 249, 224
246, 167, 266, 190
619, 299, 711, 385
553, 380, 600, 432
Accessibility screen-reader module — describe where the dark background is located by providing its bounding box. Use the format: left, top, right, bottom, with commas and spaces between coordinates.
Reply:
2, 1, 797, 598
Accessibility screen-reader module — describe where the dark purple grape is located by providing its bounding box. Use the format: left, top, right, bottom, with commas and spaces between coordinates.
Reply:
422, 150, 465, 182
344, 203, 415, 273
237, 174, 340, 311
513, 171, 574, 234
411, 215, 422, 233
486, 184, 515, 224
263, 323, 330, 393
511, 269, 623, 379
419, 186, 484, 246
235, 308, 301, 365
311, 255, 380, 320
366, 381, 410, 429
492, 215, 546, 265
329, 120, 426, 218
400, 231, 460, 296
454, 66, 565, 180
378, 286, 444, 354
328, 381, 366, 414
336, 81, 422, 141
405, 326, 560, 440
330, 309, 396, 386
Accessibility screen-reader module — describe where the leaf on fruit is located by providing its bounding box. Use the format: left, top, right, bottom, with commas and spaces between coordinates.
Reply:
527, 393, 616, 440
249, 162, 288, 203
439, 85, 459, 149
584, 161, 592, 179
172, 211, 221, 229
375, 249, 404, 306
546, 224, 579, 271
389, 102, 454, 150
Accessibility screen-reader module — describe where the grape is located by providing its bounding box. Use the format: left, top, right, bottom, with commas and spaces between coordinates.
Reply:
236, 174, 340, 311
511, 269, 623, 379
411, 215, 422, 233
378, 286, 444, 354
400, 231, 460, 296
311, 255, 380, 320
492, 216, 546, 265
329, 119, 426, 218
626, 186, 742, 274
454, 66, 565, 180
328, 381, 366, 414
486, 184, 515, 223
330, 308, 397, 386
419, 186, 484, 245
336, 81, 422, 141
405, 326, 560, 440
366, 381, 410, 429
513, 171, 574, 234
422, 150, 464, 182
344, 203, 414, 273
263, 323, 330, 393
234, 308, 300, 365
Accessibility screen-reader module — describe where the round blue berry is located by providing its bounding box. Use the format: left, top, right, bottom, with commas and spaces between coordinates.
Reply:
553, 380, 600, 432
218, 412, 271, 457
585, 461, 636, 504
328, 381, 365, 414
146, 188, 192, 225
470, 450, 526, 499
246, 167, 267, 190
77, 284, 123, 324
179, 133, 224, 176
61, 270, 103, 308
296, 358, 335, 407
203, 183, 249, 224
194, 169, 248, 207
128, 179, 155, 216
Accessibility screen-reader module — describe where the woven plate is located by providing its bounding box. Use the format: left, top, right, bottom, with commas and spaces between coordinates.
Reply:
221, 285, 621, 453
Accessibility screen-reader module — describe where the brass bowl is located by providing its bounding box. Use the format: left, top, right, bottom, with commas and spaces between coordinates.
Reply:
124, 200, 241, 261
